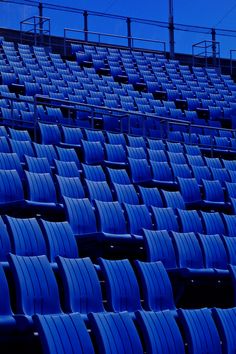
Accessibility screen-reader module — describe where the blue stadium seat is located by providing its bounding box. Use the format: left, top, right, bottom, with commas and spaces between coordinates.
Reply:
40, 220, 78, 262
167, 141, 184, 153
135, 260, 176, 312
104, 143, 127, 167
0, 152, 24, 178
128, 157, 152, 185
56, 256, 103, 316
191, 165, 212, 185
123, 203, 153, 239
185, 144, 201, 156
127, 135, 146, 149
81, 140, 104, 165
106, 132, 126, 146
177, 177, 202, 209
33, 143, 58, 166
85, 179, 113, 202
9, 128, 31, 141
197, 233, 228, 273
94, 200, 131, 242
25, 155, 51, 174
0, 263, 16, 330
138, 186, 163, 208
171, 231, 211, 276
186, 154, 205, 167
127, 146, 147, 159
222, 159, 236, 171
162, 190, 185, 209
56, 146, 81, 168
143, 229, 176, 268
147, 138, 165, 150
221, 236, 236, 265
171, 163, 192, 179
107, 167, 131, 185
0, 137, 11, 153
0, 169, 25, 211
98, 258, 142, 313
61, 126, 83, 148
228, 170, 236, 183
82, 163, 106, 182
200, 211, 225, 235
148, 149, 168, 162
150, 161, 175, 187
8, 254, 61, 328
54, 160, 80, 177
177, 209, 203, 233
151, 206, 179, 231
84, 129, 105, 144
34, 313, 95, 354
9, 139, 35, 162
202, 179, 227, 210
212, 308, 236, 354
136, 310, 185, 354
178, 308, 221, 354
226, 181, 236, 199
5, 216, 46, 257
210, 167, 230, 186
222, 213, 236, 237
25, 171, 58, 212
56, 175, 85, 200
63, 197, 99, 242
167, 151, 187, 165
114, 183, 139, 205
88, 312, 143, 354
0, 126, 8, 137
205, 157, 222, 169
39, 123, 62, 145
0, 217, 11, 263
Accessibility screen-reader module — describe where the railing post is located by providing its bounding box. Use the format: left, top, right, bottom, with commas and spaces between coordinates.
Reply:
211, 28, 216, 67
168, 0, 175, 58
127, 17, 132, 48
63, 29, 67, 57
230, 50, 233, 76
39, 1, 43, 46
83, 10, 88, 42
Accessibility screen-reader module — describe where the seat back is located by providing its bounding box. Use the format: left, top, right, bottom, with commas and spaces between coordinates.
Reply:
99, 258, 141, 312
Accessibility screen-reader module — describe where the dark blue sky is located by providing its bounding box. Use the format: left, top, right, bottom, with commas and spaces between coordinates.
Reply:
2, 1, 236, 57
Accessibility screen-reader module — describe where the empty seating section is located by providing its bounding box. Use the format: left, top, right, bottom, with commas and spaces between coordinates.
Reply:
1, 39, 236, 353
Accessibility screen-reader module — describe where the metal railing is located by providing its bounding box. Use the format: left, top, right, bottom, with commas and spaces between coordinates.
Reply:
63, 28, 166, 57
2, 0, 236, 59
20, 15, 51, 48
1, 93, 235, 156
192, 40, 221, 69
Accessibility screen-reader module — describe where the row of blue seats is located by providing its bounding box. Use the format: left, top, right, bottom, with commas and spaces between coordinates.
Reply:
1, 41, 235, 129
37, 123, 236, 155
1, 252, 236, 322
0, 89, 232, 132
4, 154, 236, 217
0, 216, 78, 263
34, 307, 236, 354
2, 209, 236, 278
63, 197, 236, 241
1, 40, 230, 91
144, 228, 236, 272
0, 251, 236, 352
0, 257, 178, 326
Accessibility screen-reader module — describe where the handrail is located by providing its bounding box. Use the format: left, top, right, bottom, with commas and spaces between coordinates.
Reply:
63, 28, 166, 57
1, 93, 236, 155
